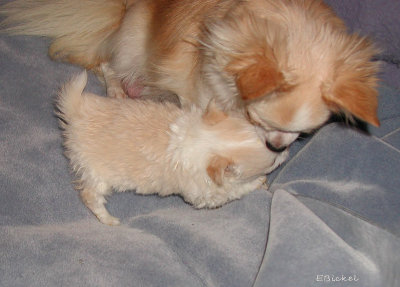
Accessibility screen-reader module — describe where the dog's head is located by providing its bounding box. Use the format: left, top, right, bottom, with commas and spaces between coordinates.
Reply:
201, 1, 380, 151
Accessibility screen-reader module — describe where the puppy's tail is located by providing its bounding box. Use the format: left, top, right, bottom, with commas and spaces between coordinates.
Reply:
56, 71, 88, 128
0, 0, 127, 69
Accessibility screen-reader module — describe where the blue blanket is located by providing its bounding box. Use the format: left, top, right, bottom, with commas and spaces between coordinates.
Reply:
1, 1, 399, 286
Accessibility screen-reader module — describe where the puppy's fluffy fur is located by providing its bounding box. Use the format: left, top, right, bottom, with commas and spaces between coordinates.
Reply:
56, 72, 287, 225
1, 0, 380, 151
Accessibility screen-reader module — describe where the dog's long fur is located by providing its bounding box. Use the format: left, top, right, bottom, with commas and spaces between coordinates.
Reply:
56, 72, 287, 225
1, 0, 380, 149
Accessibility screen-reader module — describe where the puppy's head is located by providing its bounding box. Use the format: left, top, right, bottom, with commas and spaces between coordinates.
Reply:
170, 100, 287, 208
201, 2, 380, 151
202, 100, 288, 188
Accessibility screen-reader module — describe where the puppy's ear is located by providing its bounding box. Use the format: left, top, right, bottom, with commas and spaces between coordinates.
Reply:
226, 52, 285, 101
206, 155, 236, 186
202, 99, 228, 125
323, 72, 380, 127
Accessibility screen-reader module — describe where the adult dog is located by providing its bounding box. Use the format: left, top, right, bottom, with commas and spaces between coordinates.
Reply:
1, 0, 380, 150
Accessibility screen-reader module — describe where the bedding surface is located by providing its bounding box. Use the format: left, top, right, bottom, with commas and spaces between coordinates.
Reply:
1, 1, 399, 286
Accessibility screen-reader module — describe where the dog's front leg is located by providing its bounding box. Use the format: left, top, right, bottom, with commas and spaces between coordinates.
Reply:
100, 62, 128, 99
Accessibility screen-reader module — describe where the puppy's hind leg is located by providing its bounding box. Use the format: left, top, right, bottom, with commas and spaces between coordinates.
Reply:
80, 183, 120, 226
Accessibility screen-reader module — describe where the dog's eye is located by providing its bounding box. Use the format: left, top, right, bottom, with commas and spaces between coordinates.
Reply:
245, 110, 262, 127
299, 129, 317, 137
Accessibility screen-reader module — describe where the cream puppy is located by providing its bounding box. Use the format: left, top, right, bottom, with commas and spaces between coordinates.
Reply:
56, 72, 288, 225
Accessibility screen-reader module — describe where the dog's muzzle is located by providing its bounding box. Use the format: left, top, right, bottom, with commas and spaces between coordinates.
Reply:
265, 141, 288, 153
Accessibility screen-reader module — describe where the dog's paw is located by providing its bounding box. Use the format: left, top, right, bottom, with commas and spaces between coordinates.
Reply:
107, 87, 128, 99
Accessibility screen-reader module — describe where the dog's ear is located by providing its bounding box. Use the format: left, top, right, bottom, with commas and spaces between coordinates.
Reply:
322, 36, 380, 127
226, 52, 285, 101
202, 99, 228, 125
206, 155, 236, 186
323, 73, 380, 127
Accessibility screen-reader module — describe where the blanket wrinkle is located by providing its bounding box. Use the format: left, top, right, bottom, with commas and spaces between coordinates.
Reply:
381, 127, 400, 140
270, 123, 400, 237
295, 194, 400, 239
373, 134, 400, 153
130, 225, 229, 287
276, 190, 380, 272
296, 195, 400, 286
273, 179, 383, 196
125, 203, 268, 287
253, 189, 386, 287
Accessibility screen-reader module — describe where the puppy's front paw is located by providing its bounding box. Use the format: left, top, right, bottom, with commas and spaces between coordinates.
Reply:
98, 214, 121, 226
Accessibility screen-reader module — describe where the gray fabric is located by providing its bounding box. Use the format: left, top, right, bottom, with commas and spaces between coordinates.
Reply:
255, 123, 400, 287
254, 190, 400, 287
325, 0, 400, 90
272, 123, 400, 236
1, 1, 400, 286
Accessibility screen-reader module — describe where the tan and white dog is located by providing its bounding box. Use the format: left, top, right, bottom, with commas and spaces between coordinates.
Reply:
56, 72, 287, 225
1, 0, 380, 151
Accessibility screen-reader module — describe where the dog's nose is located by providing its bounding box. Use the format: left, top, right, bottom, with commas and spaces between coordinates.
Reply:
266, 141, 287, 153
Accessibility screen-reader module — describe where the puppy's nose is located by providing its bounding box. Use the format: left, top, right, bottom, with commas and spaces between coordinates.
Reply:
266, 141, 287, 153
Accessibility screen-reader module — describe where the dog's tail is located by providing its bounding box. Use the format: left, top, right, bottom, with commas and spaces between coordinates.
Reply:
0, 0, 127, 69
56, 71, 88, 128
